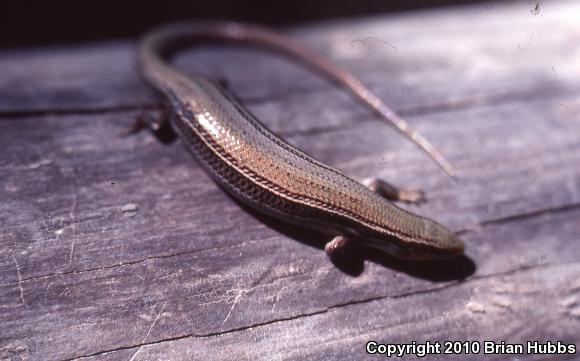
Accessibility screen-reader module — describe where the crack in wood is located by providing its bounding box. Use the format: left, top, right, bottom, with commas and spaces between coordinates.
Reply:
0, 81, 576, 129
0, 104, 159, 119
0, 239, 264, 287
458, 202, 580, 233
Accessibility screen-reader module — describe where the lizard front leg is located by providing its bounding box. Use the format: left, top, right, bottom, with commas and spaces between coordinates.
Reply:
123, 107, 177, 144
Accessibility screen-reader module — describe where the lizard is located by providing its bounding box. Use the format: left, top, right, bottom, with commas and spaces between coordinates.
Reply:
137, 21, 464, 261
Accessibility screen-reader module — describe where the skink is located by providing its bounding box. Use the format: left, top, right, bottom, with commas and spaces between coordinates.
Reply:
138, 22, 464, 260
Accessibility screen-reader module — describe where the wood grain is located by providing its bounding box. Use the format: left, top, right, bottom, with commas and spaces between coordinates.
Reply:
1, 1, 579, 360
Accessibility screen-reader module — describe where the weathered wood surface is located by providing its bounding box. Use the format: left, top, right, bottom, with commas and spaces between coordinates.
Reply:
1, 1, 580, 360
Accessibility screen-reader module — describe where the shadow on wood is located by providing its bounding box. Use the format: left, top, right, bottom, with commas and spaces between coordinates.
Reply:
229, 191, 476, 280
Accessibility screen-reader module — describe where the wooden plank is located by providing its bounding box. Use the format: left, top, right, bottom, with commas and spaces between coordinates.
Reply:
84, 262, 580, 361
2, 209, 579, 359
0, 1, 578, 115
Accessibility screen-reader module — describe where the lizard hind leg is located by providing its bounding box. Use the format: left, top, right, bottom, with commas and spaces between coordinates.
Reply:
324, 236, 351, 259
363, 177, 426, 204
324, 236, 364, 276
